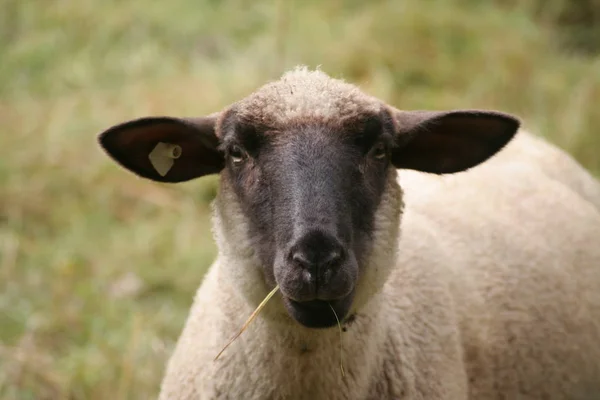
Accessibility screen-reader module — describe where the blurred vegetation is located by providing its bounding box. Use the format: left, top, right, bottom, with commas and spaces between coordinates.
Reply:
1, 0, 599, 398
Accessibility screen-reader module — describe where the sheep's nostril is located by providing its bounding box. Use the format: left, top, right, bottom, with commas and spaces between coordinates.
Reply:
320, 249, 343, 268
291, 251, 312, 269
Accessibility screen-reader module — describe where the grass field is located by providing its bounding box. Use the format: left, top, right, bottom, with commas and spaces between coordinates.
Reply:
1, 0, 599, 398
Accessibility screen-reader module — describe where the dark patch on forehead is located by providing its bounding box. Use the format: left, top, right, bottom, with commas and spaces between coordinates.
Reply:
218, 106, 396, 149
340, 109, 396, 143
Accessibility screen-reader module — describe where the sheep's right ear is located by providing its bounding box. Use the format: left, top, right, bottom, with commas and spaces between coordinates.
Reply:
98, 115, 224, 183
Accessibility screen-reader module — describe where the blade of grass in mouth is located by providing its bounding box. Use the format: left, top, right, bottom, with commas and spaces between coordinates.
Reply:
214, 285, 280, 361
329, 303, 346, 377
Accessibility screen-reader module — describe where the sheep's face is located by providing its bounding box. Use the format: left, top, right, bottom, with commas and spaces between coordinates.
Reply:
214, 107, 397, 328
97, 68, 520, 329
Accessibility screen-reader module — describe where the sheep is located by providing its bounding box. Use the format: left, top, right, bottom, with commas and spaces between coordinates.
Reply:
97, 66, 600, 399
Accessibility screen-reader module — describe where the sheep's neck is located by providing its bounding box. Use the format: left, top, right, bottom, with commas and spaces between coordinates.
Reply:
215, 271, 389, 397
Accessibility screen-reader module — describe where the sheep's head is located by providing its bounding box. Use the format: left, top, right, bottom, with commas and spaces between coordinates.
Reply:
98, 67, 520, 328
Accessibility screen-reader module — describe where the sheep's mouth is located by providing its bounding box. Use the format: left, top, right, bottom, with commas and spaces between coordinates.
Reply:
282, 294, 354, 329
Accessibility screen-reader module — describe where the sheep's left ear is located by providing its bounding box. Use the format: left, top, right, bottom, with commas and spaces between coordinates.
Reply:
98, 114, 224, 183
391, 109, 520, 174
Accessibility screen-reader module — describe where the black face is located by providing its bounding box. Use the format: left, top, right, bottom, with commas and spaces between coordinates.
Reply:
219, 110, 396, 328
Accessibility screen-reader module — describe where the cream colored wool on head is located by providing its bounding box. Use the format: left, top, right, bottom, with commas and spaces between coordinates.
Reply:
158, 68, 600, 400
232, 66, 382, 128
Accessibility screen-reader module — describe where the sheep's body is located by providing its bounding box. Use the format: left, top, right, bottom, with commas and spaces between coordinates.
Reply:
398, 145, 600, 399
159, 128, 600, 399
490, 131, 600, 210
95, 66, 600, 398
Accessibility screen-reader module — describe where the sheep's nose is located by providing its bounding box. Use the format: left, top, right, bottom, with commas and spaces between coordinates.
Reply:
288, 231, 345, 273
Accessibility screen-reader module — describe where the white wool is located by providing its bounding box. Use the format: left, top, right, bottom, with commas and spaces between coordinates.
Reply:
491, 131, 600, 210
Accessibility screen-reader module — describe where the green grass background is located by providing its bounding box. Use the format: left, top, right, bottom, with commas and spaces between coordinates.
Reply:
1, 0, 599, 398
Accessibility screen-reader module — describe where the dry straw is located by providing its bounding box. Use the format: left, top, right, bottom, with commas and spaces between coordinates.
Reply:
329, 303, 346, 377
214, 285, 280, 361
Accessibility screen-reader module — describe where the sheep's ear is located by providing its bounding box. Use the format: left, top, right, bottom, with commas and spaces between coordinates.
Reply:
98, 115, 224, 183
391, 109, 520, 174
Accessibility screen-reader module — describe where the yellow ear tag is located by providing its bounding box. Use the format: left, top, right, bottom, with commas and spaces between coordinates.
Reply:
148, 142, 182, 177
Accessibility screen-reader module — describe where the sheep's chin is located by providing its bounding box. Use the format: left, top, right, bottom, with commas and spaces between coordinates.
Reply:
281, 292, 354, 329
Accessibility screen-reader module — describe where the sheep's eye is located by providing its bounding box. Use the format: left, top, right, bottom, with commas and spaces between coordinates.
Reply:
229, 145, 246, 164
371, 142, 387, 160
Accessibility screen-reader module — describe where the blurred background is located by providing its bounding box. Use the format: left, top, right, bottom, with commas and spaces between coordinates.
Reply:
1, 0, 599, 398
